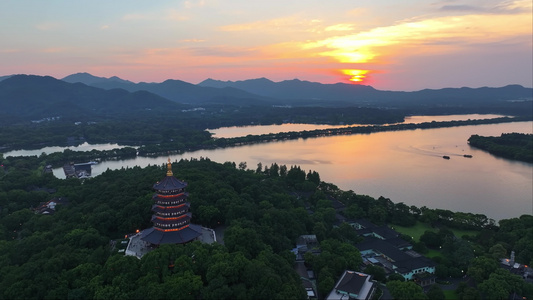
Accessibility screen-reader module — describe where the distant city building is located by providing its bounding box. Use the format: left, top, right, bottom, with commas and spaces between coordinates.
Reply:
140, 159, 203, 245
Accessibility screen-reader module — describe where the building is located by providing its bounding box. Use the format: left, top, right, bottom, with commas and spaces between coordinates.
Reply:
326, 270, 376, 300
140, 159, 203, 245
32, 197, 69, 215
293, 235, 320, 299
352, 219, 435, 281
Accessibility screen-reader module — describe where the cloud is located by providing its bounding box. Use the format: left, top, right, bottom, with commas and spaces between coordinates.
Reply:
492, 0, 532, 13
301, 8, 532, 65
218, 16, 322, 33
440, 5, 485, 11
325, 24, 356, 32
438, 0, 532, 14
186, 46, 259, 57
121, 9, 188, 22
180, 39, 206, 43
0, 48, 21, 54
183, 0, 206, 9
41, 47, 69, 53
121, 13, 151, 21
35, 22, 62, 31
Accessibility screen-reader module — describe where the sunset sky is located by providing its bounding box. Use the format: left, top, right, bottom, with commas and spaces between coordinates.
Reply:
1, 0, 531, 91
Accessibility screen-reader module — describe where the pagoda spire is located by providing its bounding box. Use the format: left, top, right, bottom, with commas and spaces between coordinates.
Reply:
166, 158, 173, 176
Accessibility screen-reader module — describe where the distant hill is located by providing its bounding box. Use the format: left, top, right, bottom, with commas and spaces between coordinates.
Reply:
0, 75, 12, 82
61, 73, 275, 106
199, 78, 533, 108
199, 77, 378, 102
0, 75, 185, 122
62, 72, 134, 86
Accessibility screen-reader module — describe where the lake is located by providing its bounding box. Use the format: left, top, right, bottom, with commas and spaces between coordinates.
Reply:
51, 120, 532, 221
2, 142, 127, 157
208, 114, 509, 138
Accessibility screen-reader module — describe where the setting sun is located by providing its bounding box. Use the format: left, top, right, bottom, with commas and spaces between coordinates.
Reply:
342, 69, 369, 83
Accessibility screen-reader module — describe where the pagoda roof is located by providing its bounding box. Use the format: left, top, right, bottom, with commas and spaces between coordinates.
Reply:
153, 175, 187, 191
152, 203, 189, 213
152, 213, 191, 224
152, 193, 188, 202
140, 223, 202, 245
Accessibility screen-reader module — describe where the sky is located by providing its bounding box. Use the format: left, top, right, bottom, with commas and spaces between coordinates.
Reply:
1, 0, 531, 91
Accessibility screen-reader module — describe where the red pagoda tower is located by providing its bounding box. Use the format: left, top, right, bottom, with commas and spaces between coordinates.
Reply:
140, 159, 202, 245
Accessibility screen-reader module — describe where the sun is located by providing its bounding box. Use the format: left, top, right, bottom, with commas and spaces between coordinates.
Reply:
342, 69, 369, 84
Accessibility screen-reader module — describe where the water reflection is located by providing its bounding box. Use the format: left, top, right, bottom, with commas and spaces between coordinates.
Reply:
208, 114, 508, 138
3, 142, 128, 157
53, 121, 532, 221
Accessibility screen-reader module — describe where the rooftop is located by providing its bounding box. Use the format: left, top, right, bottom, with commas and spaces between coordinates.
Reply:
153, 175, 187, 191
327, 270, 375, 300
140, 223, 202, 245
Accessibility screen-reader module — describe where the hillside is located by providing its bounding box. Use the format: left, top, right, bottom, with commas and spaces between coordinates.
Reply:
63, 73, 275, 106
199, 78, 533, 109
0, 75, 186, 122
60, 72, 533, 112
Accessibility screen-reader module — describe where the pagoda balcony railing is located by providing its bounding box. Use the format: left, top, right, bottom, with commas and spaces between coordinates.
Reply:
151, 203, 190, 213
154, 218, 190, 228
154, 210, 188, 217
156, 188, 186, 195
154, 199, 186, 206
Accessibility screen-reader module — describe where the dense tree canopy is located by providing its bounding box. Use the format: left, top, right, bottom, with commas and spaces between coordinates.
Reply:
1, 150, 532, 300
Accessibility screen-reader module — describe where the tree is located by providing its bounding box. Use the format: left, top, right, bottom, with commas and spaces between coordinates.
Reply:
317, 267, 335, 298
386, 280, 428, 300
269, 163, 279, 177
162, 270, 203, 299
363, 265, 386, 282
488, 243, 507, 259
426, 284, 445, 300
388, 273, 405, 282
467, 256, 499, 283
368, 205, 387, 225
478, 269, 524, 300
306, 170, 320, 186
420, 230, 442, 248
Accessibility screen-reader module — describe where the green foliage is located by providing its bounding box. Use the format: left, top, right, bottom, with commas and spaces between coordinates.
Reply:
387, 273, 405, 282
478, 269, 526, 300
363, 264, 387, 282
467, 256, 499, 283
386, 280, 428, 300
426, 284, 445, 300
468, 133, 533, 163
1, 151, 531, 300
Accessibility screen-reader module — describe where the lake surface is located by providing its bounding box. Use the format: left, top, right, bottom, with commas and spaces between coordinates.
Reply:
3, 114, 506, 156
53, 120, 532, 221
208, 114, 508, 138
2, 142, 127, 157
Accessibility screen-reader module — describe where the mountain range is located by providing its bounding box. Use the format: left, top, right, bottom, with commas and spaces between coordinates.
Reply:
61, 72, 533, 107
62, 73, 274, 105
0, 73, 531, 123
0, 75, 183, 120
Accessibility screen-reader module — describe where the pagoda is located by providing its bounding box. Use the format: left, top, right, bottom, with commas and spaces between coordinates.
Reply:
140, 159, 202, 245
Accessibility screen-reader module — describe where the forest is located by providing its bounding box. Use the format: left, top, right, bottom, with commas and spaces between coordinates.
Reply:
468, 133, 533, 163
0, 154, 532, 299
